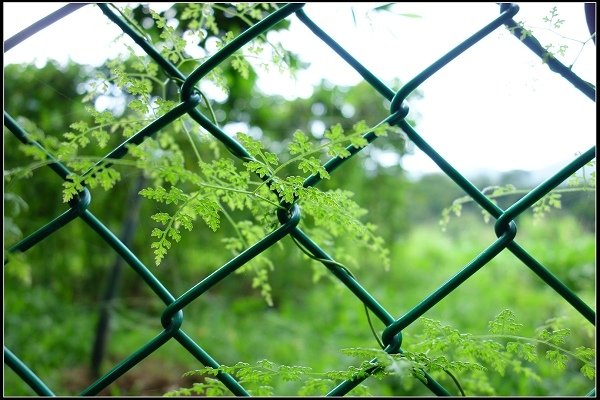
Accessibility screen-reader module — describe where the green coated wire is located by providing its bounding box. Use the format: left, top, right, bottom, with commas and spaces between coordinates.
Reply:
4, 2, 594, 397
289, 235, 466, 396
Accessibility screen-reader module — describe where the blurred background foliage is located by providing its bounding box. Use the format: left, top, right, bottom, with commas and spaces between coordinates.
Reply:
3, 2, 595, 396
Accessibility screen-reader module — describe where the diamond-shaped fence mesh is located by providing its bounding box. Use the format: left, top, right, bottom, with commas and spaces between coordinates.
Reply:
3, 2, 596, 397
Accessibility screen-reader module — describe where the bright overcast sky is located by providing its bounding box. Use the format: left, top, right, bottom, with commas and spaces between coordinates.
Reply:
3, 2, 597, 177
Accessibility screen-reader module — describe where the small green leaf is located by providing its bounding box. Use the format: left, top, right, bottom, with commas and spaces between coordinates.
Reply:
62, 175, 85, 202
298, 157, 329, 179
191, 197, 221, 232
349, 135, 368, 149
489, 309, 522, 334
151, 212, 171, 225
289, 130, 313, 155
580, 363, 595, 380
545, 350, 568, 370
245, 160, 271, 178
324, 123, 344, 141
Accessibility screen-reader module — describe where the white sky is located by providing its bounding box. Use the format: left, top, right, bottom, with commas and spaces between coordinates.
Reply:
3, 2, 597, 177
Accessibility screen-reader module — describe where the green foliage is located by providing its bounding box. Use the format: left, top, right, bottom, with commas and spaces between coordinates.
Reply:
4, 3, 594, 397
4, 192, 29, 245
7, 3, 394, 305
440, 161, 595, 230
531, 192, 561, 222
132, 120, 394, 298
542, 6, 565, 29
439, 184, 518, 231
165, 309, 594, 396
4, 287, 97, 395
568, 158, 596, 189
164, 358, 372, 396
507, 4, 596, 69
488, 308, 522, 335
3, 209, 594, 395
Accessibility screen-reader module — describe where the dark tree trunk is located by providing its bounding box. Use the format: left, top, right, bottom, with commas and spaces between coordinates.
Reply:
90, 173, 147, 378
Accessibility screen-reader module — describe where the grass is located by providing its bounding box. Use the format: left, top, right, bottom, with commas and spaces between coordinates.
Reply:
4, 214, 595, 396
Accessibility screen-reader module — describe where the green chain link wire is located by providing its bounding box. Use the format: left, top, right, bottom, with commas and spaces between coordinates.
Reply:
3, 2, 595, 397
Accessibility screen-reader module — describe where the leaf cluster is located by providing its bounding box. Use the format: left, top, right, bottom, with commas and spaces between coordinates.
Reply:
164, 309, 594, 396
8, 3, 395, 306
439, 161, 595, 230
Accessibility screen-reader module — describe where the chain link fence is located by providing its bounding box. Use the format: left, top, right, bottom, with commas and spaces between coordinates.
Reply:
4, 2, 595, 396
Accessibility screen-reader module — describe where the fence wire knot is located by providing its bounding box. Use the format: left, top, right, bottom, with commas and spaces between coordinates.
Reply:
389, 96, 410, 125
494, 218, 518, 241
67, 187, 92, 215
161, 309, 184, 334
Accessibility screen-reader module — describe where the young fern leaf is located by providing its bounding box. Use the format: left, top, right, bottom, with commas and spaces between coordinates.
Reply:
141, 186, 221, 265
488, 309, 522, 335
168, 358, 372, 397
62, 162, 122, 203
440, 160, 594, 229
165, 309, 593, 396
13, 2, 392, 304
288, 130, 313, 155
